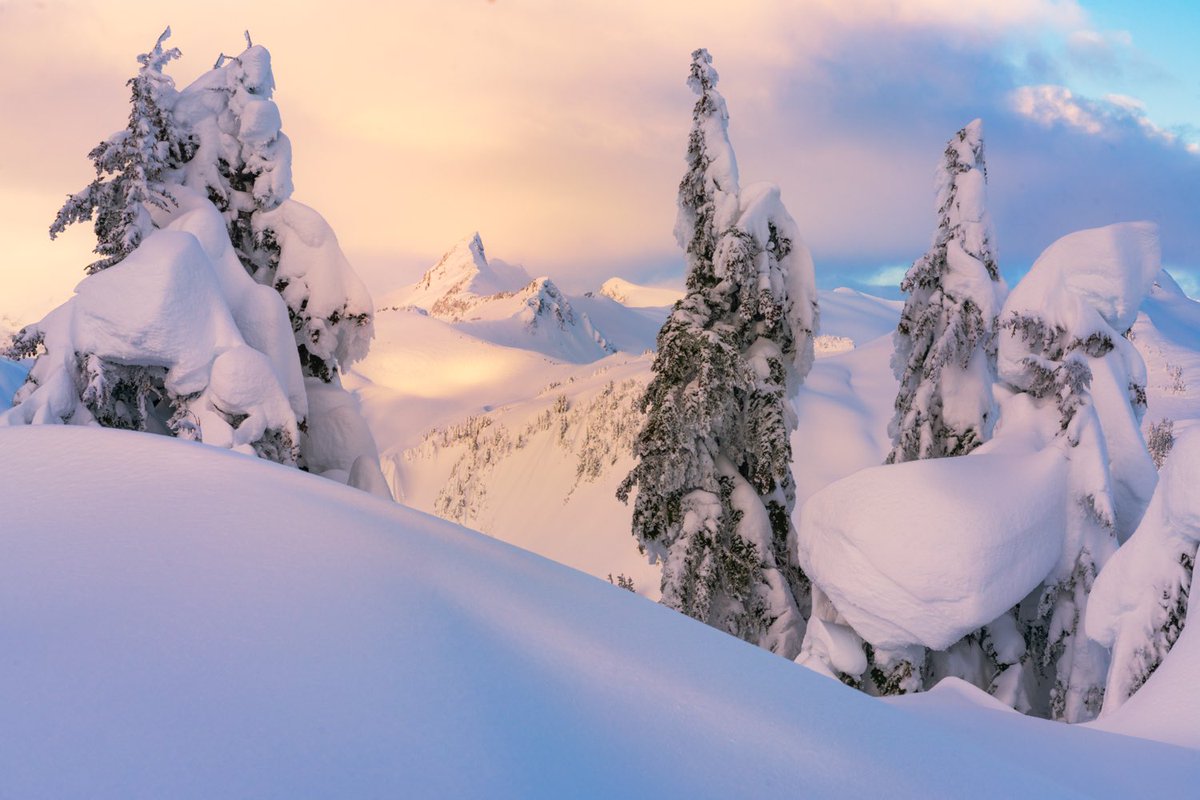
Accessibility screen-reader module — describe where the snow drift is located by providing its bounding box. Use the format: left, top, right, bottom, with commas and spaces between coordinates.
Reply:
798, 449, 1067, 650
1, 425, 1196, 798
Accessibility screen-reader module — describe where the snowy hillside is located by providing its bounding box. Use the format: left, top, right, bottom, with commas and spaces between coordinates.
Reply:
360, 287, 907, 596
597, 277, 683, 308
381, 234, 661, 362
1, 425, 1196, 798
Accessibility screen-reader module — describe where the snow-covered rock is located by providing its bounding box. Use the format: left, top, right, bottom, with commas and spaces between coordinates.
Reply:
798, 449, 1068, 650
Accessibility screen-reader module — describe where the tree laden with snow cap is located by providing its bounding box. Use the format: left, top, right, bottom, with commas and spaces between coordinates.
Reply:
888, 119, 1005, 465
875, 120, 1007, 696
49, 28, 193, 274
997, 222, 1159, 722
619, 49, 818, 659
173, 34, 372, 385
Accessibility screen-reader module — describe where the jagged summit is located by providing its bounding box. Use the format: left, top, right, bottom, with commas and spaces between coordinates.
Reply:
390, 233, 533, 319
380, 234, 642, 363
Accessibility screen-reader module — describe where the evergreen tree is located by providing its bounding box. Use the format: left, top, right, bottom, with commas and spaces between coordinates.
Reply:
49, 28, 191, 274
997, 223, 1158, 722
877, 120, 1008, 695
888, 119, 1005, 464
618, 49, 818, 659
174, 38, 368, 385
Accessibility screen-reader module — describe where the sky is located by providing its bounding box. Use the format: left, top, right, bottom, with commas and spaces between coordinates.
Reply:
1, 0, 1198, 322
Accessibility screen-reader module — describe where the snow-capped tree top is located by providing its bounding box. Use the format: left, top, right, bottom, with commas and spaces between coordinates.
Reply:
137, 27, 182, 77
686, 47, 719, 94
174, 40, 293, 213
922, 118, 1004, 321
235, 44, 276, 98
674, 48, 740, 256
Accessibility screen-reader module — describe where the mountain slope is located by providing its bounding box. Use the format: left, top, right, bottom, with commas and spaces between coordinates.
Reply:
1, 425, 1196, 798
381, 234, 660, 363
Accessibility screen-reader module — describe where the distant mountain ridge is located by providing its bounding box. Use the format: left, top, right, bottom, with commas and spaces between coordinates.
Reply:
379, 233, 663, 363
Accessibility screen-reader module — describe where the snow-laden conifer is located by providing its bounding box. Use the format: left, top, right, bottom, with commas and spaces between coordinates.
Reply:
997, 222, 1159, 722
173, 38, 369, 384
1087, 424, 1198, 714
619, 49, 818, 658
876, 120, 1008, 695
49, 28, 192, 273
888, 119, 1006, 464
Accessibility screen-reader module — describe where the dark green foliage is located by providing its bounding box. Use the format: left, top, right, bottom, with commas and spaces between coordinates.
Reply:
49, 28, 192, 274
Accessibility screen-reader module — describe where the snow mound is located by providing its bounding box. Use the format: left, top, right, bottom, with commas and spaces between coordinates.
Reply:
598, 277, 683, 308
2, 425, 1196, 797
1004, 221, 1159, 337
1088, 613, 1200, 750
798, 449, 1068, 650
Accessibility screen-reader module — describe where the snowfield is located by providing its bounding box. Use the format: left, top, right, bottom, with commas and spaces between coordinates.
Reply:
1, 425, 1197, 798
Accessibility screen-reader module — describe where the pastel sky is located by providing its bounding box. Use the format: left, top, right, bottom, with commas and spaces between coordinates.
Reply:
1, 0, 1198, 322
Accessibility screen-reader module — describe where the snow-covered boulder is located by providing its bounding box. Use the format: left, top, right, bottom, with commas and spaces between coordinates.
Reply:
798, 449, 1067, 650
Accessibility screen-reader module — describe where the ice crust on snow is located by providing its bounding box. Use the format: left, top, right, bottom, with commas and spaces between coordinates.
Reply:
798, 449, 1068, 650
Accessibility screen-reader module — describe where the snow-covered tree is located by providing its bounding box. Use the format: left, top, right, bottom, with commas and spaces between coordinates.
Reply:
618, 49, 818, 659
876, 120, 1008, 695
172, 38, 369, 385
1087, 423, 1198, 714
888, 119, 1005, 465
49, 28, 192, 274
5, 31, 385, 490
997, 222, 1159, 722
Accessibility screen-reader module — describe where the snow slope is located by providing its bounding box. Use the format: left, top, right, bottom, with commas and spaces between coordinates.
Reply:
1, 425, 1196, 798
597, 277, 683, 308
356, 288, 902, 596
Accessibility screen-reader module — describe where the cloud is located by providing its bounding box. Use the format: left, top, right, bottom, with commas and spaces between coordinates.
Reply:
0, 0, 1196, 314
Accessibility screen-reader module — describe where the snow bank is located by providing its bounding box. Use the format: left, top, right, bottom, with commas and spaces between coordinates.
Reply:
1, 425, 1195, 797
798, 449, 1067, 650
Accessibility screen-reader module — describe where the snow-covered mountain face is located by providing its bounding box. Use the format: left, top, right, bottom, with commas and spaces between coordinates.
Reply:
354, 287, 907, 599
381, 234, 662, 363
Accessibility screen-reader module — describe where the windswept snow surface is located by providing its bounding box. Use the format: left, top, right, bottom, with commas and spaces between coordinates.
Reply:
1, 425, 1196, 798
